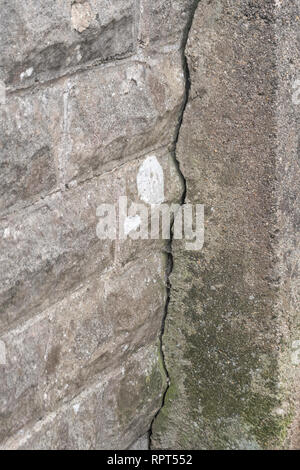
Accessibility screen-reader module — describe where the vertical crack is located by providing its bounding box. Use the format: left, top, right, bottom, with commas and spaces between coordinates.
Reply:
149, 0, 200, 448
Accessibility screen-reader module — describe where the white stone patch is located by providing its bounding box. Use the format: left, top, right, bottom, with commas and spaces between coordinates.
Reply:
20, 67, 33, 80
73, 403, 80, 414
291, 340, 300, 366
3, 227, 10, 239
137, 155, 164, 205
124, 215, 141, 236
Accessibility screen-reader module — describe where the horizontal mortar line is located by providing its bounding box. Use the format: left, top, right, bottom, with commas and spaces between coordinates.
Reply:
0, 186, 62, 222
68, 142, 172, 190
5, 40, 182, 97
6, 49, 138, 96
0, 263, 116, 338
0, 142, 171, 222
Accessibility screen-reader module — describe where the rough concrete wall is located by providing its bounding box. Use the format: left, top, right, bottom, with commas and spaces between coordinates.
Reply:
152, 0, 300, 450
1, 0, 299, 451
0, 0, 196, 449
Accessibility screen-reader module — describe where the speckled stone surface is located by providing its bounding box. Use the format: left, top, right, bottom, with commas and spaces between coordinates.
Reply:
152, 0, 300, 450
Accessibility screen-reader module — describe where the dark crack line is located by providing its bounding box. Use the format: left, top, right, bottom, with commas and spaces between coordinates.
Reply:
149, 0, 200, 449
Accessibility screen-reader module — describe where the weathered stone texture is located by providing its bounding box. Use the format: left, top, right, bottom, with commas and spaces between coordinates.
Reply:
0, 52, 184, 215
0, 256, 165, 442
0, 0, 194, 449
0, 87, 60, 214
129, 433, 149, 450
0, 151, 179, 334
2, 0, 298, 450
1, 345, 165, 450
139, 0, 193, 49
62, 52, 185, 185
152, 0, 300, 450
0, 0, 135, 88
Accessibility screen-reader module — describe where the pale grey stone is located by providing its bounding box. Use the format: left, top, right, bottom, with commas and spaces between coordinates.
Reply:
63, 52, 185, 185
139, 0, 193, 49
0, 151, 179, 331
0, 52, 184, 214
1, 346, 166, 450
129, 433, 149, 450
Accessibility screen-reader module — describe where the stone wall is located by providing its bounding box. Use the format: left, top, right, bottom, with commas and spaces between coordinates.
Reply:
152, 0, 300, 450
1, 0, 299, 451
0, 0, 195, 449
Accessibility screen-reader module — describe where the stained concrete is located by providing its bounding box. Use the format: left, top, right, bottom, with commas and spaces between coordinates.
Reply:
152, 0, 300, 450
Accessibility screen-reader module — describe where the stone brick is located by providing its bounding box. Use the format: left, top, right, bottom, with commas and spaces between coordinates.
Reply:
0, 0, 135, 88
63, 51, 185, 185
1, 345, 166, 450
1, 0, 298, 452
0, 254, 165, 441
0, 86, 60, 215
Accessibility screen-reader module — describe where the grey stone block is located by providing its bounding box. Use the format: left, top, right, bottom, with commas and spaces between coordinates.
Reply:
1, 345, 166, 450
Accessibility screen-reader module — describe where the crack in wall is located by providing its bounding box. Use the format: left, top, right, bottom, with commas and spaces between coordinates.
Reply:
149, 0, 200, 449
